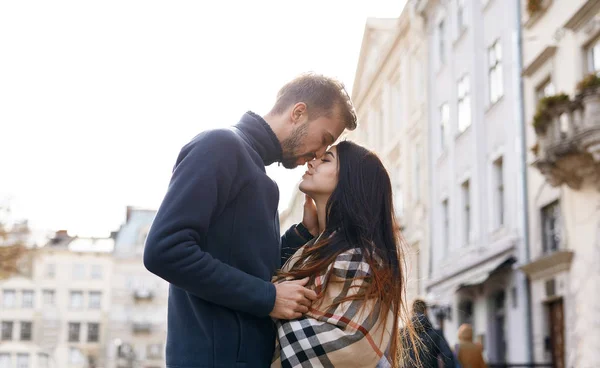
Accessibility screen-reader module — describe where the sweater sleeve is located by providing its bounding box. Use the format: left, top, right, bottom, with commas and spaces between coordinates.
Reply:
143, 130, 276, 317
280, 224, 313, 267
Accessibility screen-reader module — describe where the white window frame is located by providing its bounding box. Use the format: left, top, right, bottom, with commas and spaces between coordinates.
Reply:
42, 290, 55, 306
0, 353, 11, 368
70, 291, 84, 309
16, 353, 29, 368
494, 157, 505, 228
457, 0, 467, 32
442, 199, 450, 254
438, 19, 446, 67
440, 102, 450, 150
488, 40, 504, 104
21, 290, 34, 308
88, 291, 102, 310
2, 289, 16, 308
458, 74, 472, 132
462, 180, 472, 245
587, 38, 600, 74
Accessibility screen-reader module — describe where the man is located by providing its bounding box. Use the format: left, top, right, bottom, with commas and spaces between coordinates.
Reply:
144, 73, 357, 368
407, 299, 456, 368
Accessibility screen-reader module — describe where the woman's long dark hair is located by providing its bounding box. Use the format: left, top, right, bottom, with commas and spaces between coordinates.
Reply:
277, 140, 420, 367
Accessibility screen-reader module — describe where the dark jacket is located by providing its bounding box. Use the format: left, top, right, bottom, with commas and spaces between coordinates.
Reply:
144, 112, 309, 368
406, 314, 456, 368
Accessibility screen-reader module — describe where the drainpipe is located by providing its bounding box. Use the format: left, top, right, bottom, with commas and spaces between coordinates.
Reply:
514, 0, 534, 363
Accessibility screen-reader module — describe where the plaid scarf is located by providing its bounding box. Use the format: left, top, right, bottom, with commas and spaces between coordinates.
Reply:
272, 245, 394, 368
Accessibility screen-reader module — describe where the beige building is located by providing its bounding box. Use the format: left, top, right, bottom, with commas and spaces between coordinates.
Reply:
0, 231, 114, 368
349, 10, 428, 302
105, 207, 167, 368
520, 0, 600, 367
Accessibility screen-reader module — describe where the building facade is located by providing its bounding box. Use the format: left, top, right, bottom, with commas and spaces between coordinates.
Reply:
520, 0, 600, 367
415, 0, 530, 364
349, 10, 429, 303
0, 231, 114, 368
105, 207, 167, 368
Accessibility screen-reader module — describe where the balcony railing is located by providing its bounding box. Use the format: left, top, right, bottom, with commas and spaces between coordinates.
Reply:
132, 322, 152, 334
532, 87, 600, 190
133, 289, 154, 301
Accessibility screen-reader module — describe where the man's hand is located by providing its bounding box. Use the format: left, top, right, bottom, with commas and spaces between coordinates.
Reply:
270, 277, 317, 320
301, 195, 319, 236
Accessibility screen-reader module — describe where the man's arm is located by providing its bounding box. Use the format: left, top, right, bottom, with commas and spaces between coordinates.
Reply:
144, 130, 314, 318
280, 223, 313, 267
280, 195, 318, 267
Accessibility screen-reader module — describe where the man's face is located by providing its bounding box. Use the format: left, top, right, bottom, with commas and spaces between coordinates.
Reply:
280, 113, 346, 169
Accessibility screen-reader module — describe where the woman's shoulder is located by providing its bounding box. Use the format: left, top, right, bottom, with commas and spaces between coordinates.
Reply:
331, 247, 371, 278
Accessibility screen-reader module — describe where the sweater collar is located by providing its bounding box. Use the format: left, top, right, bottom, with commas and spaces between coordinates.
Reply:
234, 111, 282, 166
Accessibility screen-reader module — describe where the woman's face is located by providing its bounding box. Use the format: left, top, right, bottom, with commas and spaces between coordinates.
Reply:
298, 146, 339, 200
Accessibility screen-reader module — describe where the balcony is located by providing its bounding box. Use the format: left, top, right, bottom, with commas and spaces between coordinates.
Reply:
132, 322, 152, 334
531, 83, 600, 190
133, 289, 154, 301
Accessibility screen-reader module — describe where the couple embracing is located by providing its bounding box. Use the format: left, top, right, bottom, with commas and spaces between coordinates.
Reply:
144, 73, 420, 368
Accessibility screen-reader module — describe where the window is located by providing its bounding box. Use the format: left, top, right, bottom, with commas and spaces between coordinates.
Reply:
20, 322, 32, 341
45, 263, 55, 278
541, 201, 562, 253
462, 180, 471, 244
2, 290, 16, 308
458, 75, 471, 132
89, 291, 102, 309
69, 348, 84, 365
488, 40, 504, 104
38, 354, 49, 368
438, 19, 446, 65
147, 343, 163, 359
21, 290, 34, 308
87, 323, 100, 342
68, 322, 81, 342
70, 291, 83, 309
442, 199, 450, 253
587, 38, 600, 73
1, 322, 13, 341
413, 144, 421, 202
42, 290, 55, 306
72, 264, 85, 279
536, 79, 555, 101
16, 354, 29, 368
494, 158, 505, 228
440, 103, 450, 150
0, 354, 10, 368
91, 264, 103, 279
457, 0, 467, 31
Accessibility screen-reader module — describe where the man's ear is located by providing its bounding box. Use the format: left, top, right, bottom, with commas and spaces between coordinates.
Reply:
290, 102, 307, 125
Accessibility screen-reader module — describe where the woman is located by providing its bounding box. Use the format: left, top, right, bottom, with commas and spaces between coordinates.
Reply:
454, 324, 487, 368
272, 141, 419, 368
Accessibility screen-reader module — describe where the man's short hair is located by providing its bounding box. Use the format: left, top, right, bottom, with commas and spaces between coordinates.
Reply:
271, 72, 357, 130
412, 298, 428, 315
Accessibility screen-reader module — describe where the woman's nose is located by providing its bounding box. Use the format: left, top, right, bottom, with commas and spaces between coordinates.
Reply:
307, 160, 315, 169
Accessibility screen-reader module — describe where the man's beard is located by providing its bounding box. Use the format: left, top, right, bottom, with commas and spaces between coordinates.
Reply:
280, 123, 309, 169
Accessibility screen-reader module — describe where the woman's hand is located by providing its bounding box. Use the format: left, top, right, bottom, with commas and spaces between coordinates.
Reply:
301, 195, 319, 236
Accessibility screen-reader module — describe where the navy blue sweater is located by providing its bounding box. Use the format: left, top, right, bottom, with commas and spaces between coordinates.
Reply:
144, 112, 309, 368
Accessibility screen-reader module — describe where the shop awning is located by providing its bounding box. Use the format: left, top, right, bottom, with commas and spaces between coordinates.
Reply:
456, 255, 516, 291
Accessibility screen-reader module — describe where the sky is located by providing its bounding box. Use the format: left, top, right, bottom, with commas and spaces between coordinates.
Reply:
0, 0, 405, 237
